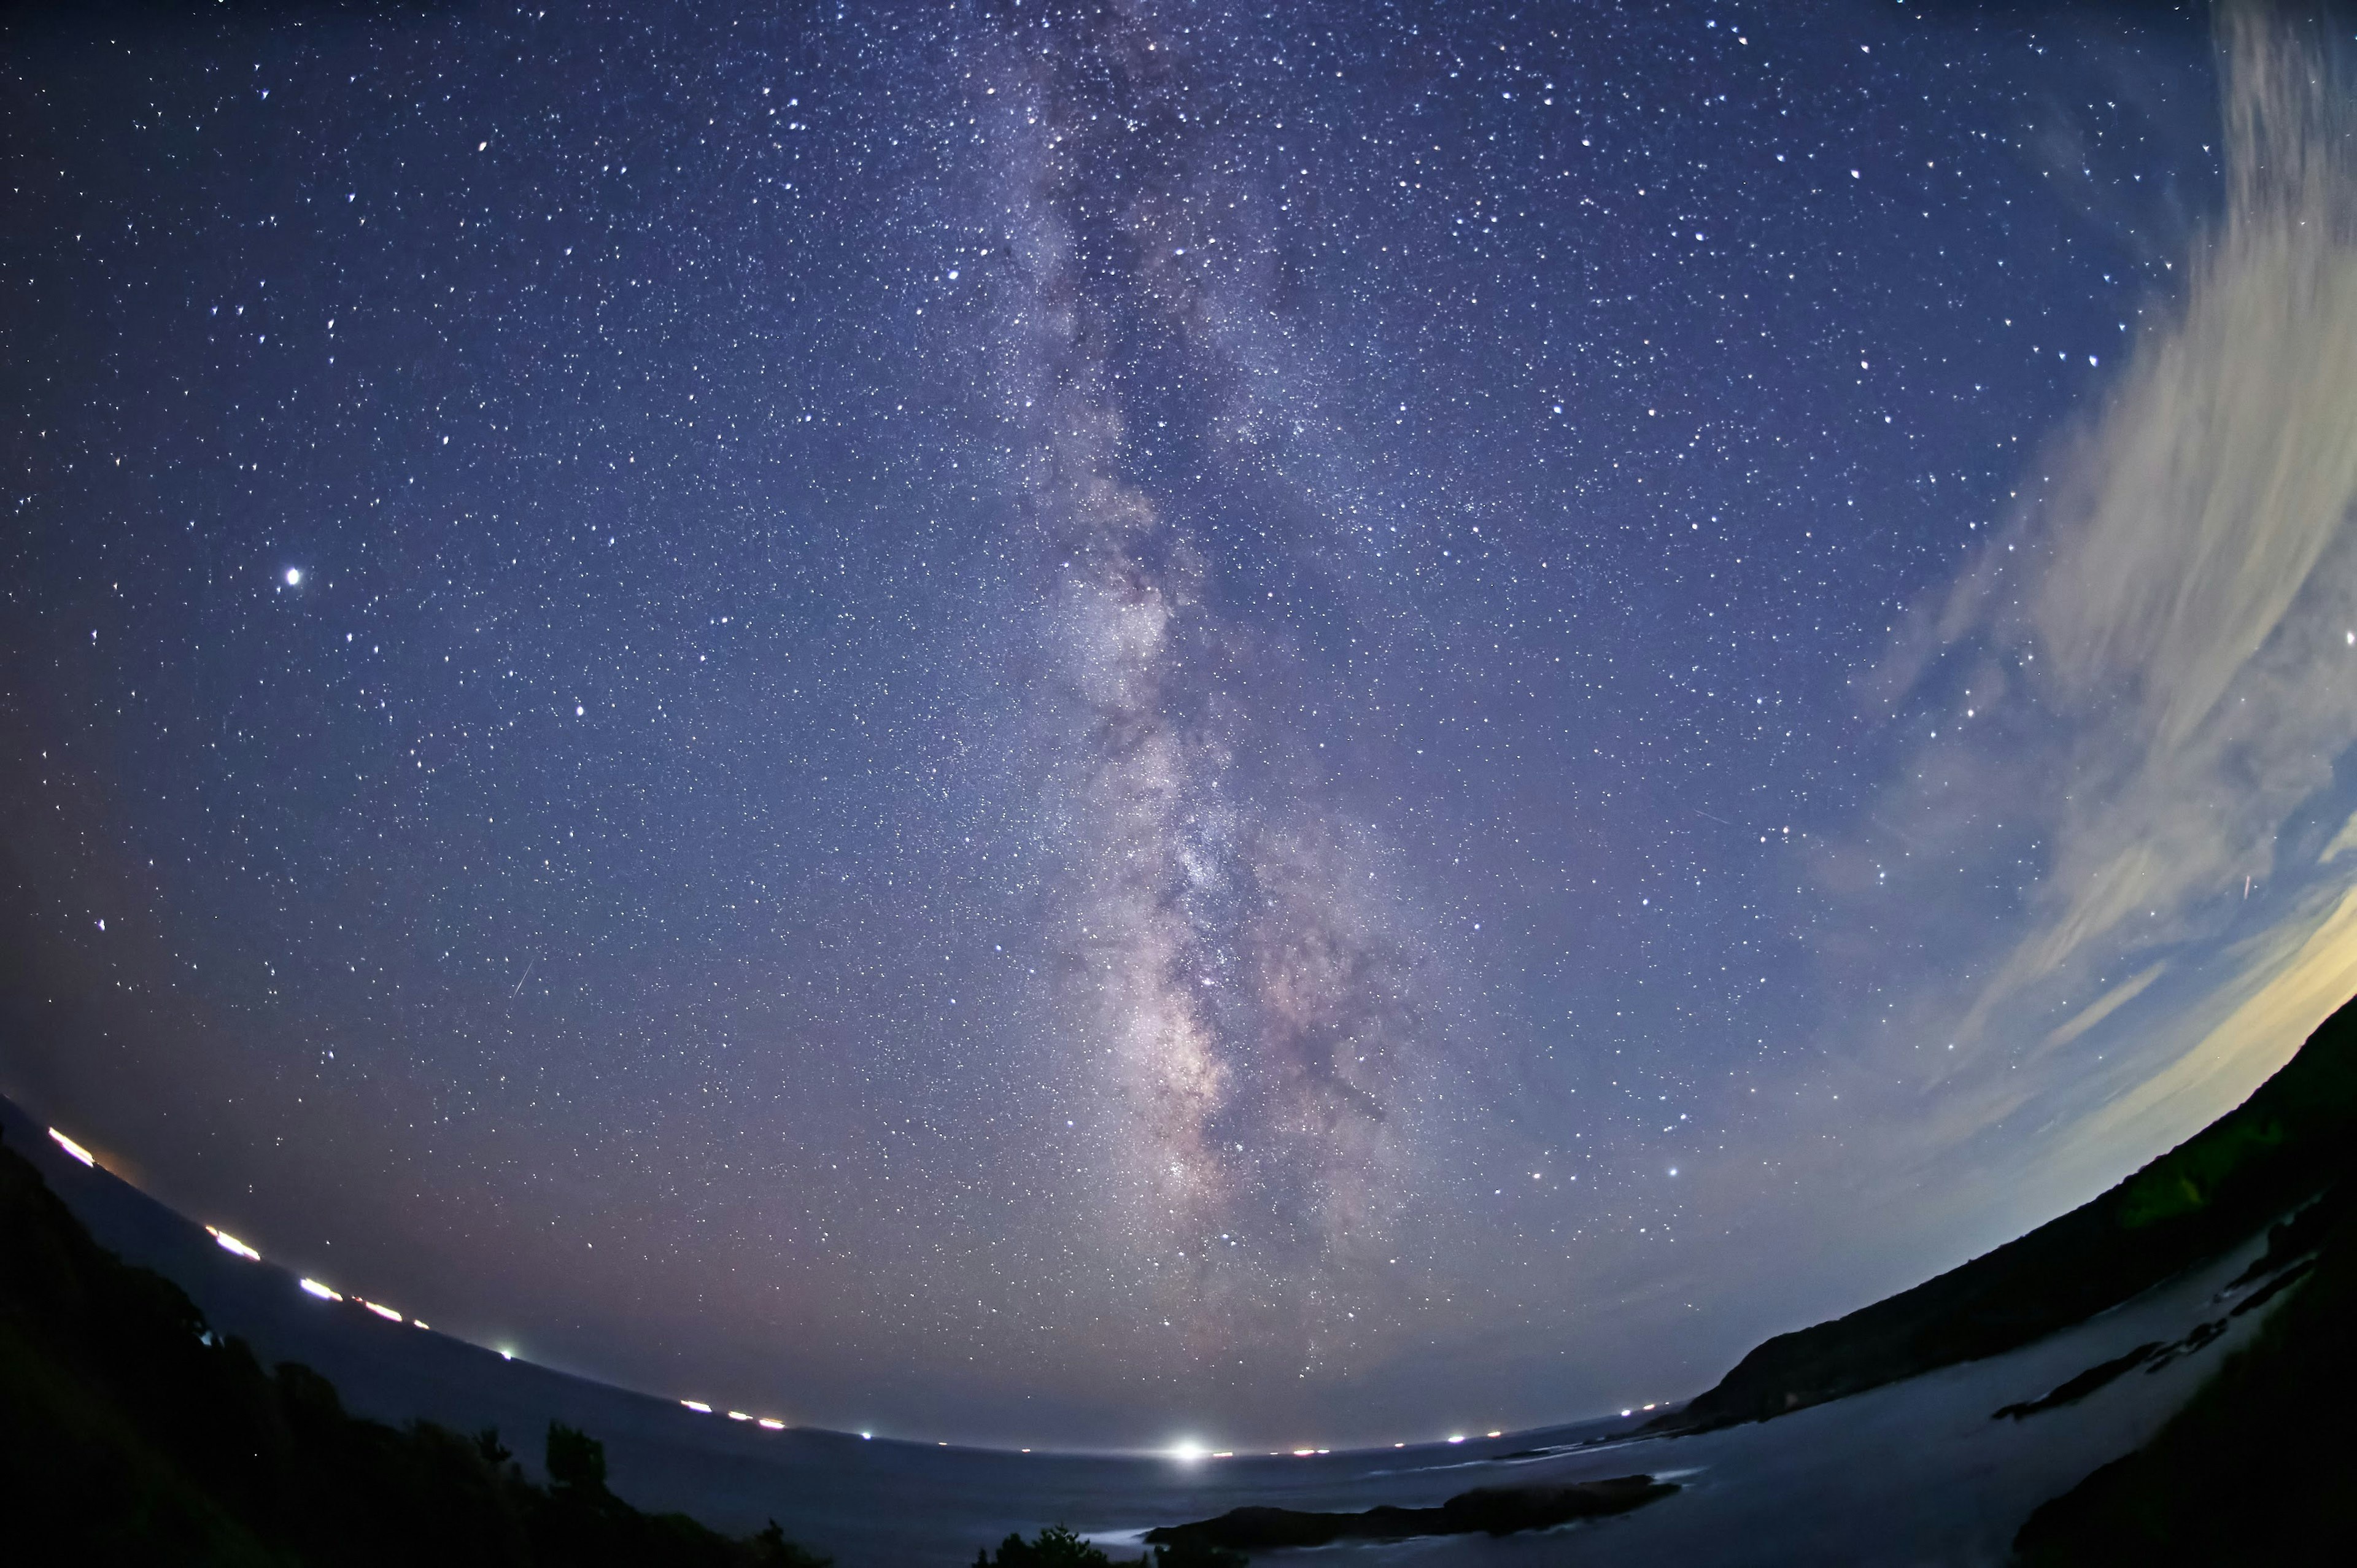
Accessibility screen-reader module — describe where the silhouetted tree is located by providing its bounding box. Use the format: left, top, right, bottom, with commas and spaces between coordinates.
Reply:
970, 1525, 1244, 1568
544, 1422, 609, 1495
975, 1524, 1120, 1566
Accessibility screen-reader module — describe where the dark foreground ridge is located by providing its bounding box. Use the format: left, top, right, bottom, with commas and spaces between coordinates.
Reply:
2013, 1167, 2357, 1561
0, 1124, 830, 1567
1141, 1474, 1677, 1553
1647, 992, 2357, 1435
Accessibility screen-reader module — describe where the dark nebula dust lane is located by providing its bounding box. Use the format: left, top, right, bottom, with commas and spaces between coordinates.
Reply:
6, 0, 2357, 1451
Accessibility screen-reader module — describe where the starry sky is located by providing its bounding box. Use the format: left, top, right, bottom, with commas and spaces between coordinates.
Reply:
7, 0, 2357, 1451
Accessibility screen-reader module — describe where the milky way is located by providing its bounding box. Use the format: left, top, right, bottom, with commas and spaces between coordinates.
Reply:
973, 4, 1444, 1354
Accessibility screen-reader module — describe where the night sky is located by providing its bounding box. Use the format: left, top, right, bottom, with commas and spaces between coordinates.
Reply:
8, 0, 2357, 1451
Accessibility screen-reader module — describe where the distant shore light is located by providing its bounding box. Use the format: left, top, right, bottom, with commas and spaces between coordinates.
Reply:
48, 1129, 96, 1167
207, 1227, 261, 1262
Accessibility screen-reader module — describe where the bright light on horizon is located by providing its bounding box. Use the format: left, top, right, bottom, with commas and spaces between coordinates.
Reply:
207, 1227, 261, 1262
359, 1300, 401, 1323
47, 1129, 96, 1167
757, 1418, 785, 1431
1169, 1440, 1207, 1464
298, 1278, 341, 1302
681, 1400, 712, 1414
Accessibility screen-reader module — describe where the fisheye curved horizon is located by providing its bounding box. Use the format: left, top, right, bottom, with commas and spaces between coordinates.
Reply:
6, 0, 2357, 1461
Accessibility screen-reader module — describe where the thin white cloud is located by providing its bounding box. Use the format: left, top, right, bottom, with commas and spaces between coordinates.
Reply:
2320, 806, 2357, 864
2046, 962, 2167, 1049
1876, 1, 2357, 1051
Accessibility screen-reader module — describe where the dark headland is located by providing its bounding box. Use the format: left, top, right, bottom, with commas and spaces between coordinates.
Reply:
1139, 1473, 1679, 1554
1619, 991, 2357, 1561
1644, 992, 2357, 1437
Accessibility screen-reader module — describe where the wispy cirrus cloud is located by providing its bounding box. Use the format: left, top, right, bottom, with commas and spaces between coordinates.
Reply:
1862, 1, 2357, 1099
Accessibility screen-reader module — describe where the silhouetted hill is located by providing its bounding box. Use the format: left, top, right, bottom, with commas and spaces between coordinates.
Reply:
0, 1122, 829, 1567
1649, 992, 2357, 1435
2011, 1186, 2357, 1562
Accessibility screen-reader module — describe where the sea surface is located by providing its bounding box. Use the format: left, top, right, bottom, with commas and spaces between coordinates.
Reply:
5, 1097, 2281, 1567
